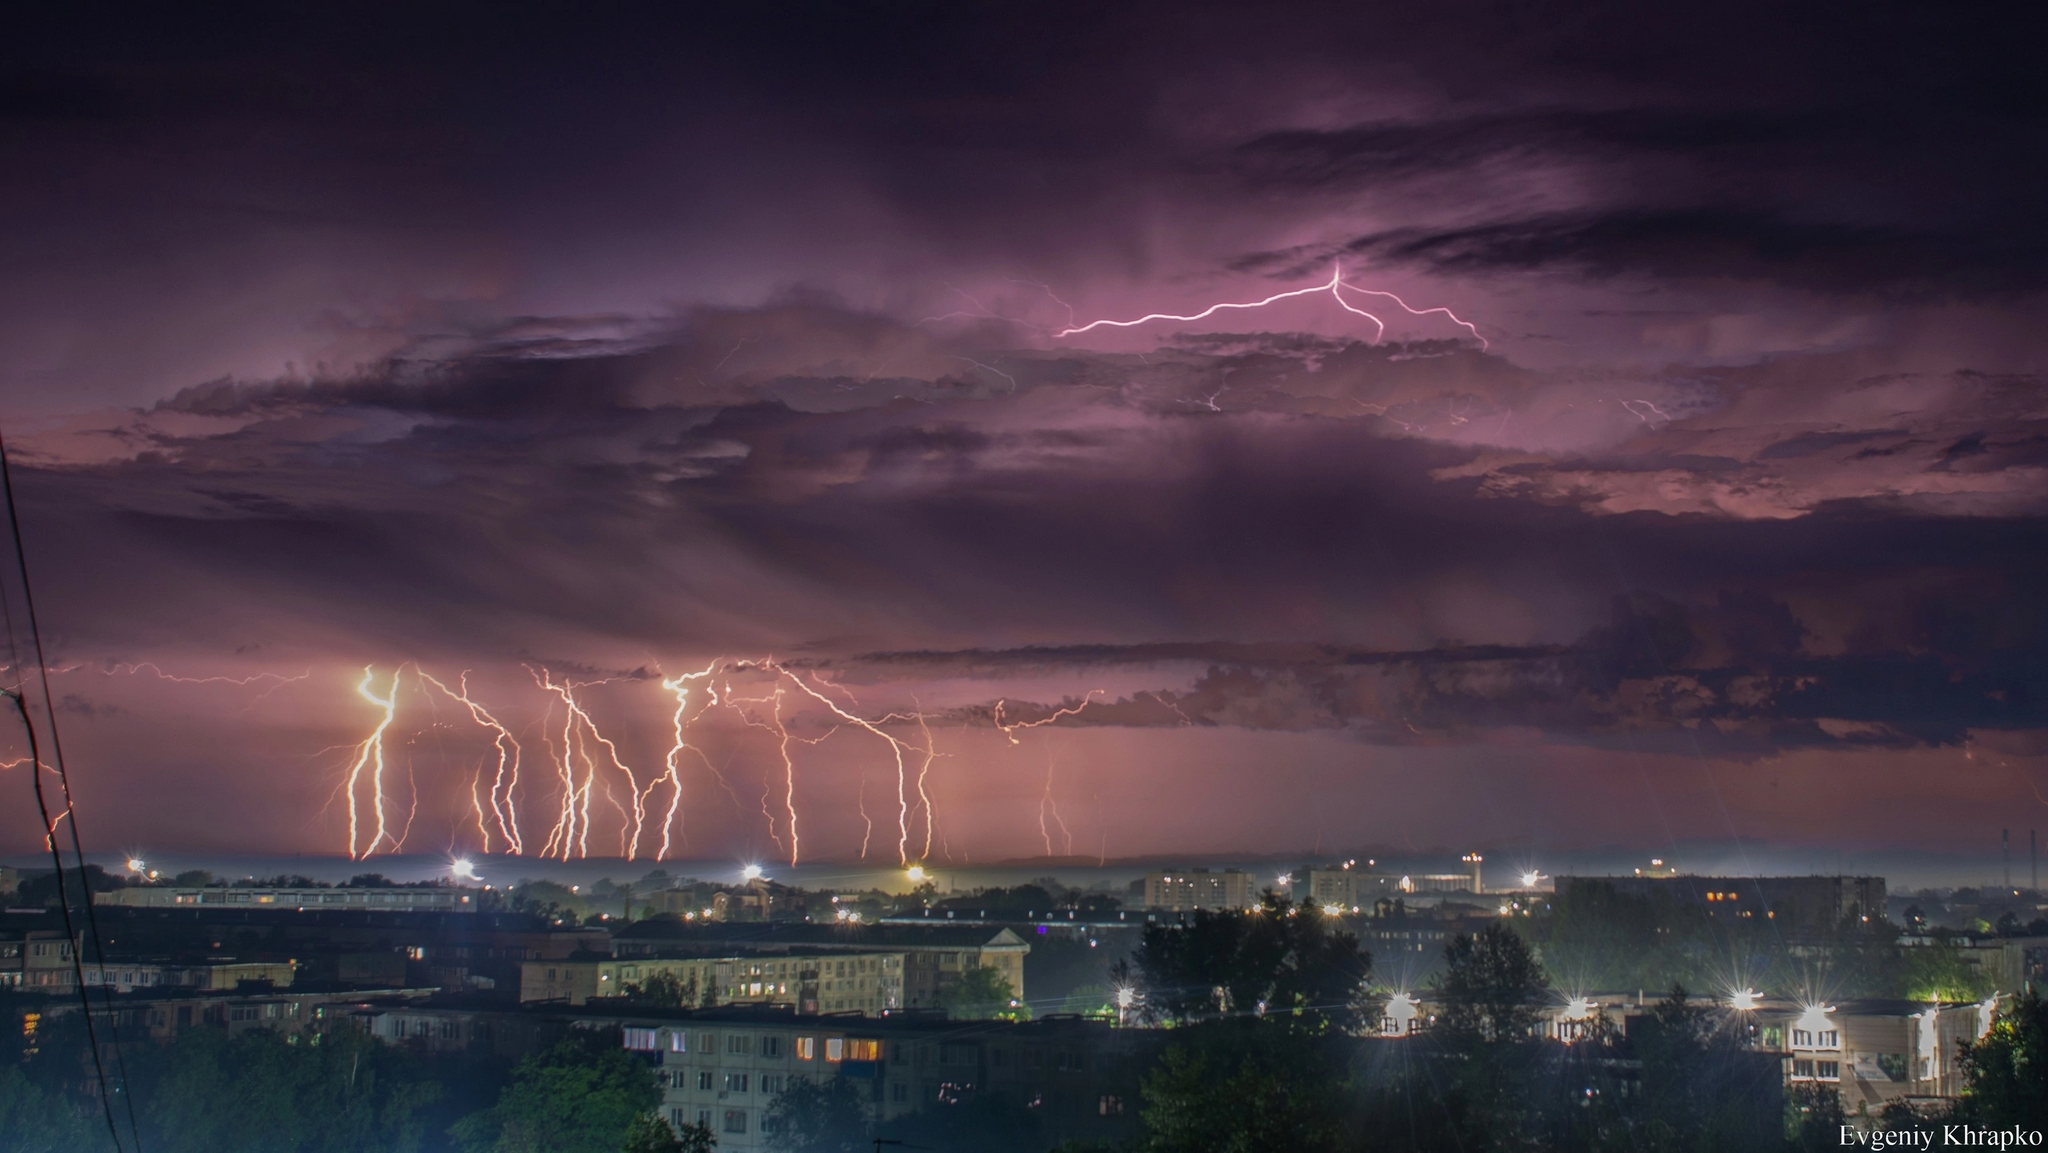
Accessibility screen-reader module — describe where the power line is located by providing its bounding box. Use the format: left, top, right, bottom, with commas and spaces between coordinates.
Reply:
0, 432, 142, 1152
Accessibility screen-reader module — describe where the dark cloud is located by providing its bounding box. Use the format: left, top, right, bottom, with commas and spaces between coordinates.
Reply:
10, 310, 2043, 772
1340, 211, 2048, 298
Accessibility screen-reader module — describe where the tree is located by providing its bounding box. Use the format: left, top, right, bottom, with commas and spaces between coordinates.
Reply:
622, 1112, 715, 1153
1138, 1027, 1346, 1153
623, 970, 698, 1008
1435, 923, 1549, 1044
133, 1026, 440, 1153
1787, 1083, 1846, 1152
940, 966, 1022, 1019
874, 1092, 1043, 1153
17, 864, 124, 908
0, 1063, 101, 1153
1955, 989, 2048, 1132
1429, 924, 1552, 1151
1133, 894, 1371, 1032
761, 1075, 869, 1153
452, 1035, 660, 1153
1624, 986, 1786, 1152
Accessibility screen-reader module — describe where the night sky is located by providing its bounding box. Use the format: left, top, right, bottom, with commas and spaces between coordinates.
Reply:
2, 3, 2042, 863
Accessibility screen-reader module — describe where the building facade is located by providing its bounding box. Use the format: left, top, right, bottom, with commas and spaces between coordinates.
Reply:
1142, 869, 1258, 912
1553, 875, 1888, 931
521, 950, 908, 1014
608, 1007, 1158, 1151
610, 925, 1029, 1012
100, 885, 482, 913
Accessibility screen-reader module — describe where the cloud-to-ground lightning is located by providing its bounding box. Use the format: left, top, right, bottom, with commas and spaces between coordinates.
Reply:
343, 666, 401, 860
531, 668, 654, 861
308, 654, 1132, 863
1056, 264, 1487, 349
418, 671, 525, 856
654, 664, 719, 861
766, 661, 930, 866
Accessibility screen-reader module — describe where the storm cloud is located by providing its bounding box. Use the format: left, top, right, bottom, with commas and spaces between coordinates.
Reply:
2, 2, 2043, 858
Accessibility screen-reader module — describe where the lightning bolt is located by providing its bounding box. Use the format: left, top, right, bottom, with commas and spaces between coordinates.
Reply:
1618, 399, 1673, 427
1056, 263, 1487, 349
0, 757, 72, 849
769, 664, 926, 866
993, 690, 1103, 744
531, 669, 652, 861
343, 666, 401, 860
654, 664, 719, 861
417, 670, 525, 856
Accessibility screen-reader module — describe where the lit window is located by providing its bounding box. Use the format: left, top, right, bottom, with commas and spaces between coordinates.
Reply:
826, 1038, 844, 1062
846, 1039, 880, 1061
796, 1036, 816, 1060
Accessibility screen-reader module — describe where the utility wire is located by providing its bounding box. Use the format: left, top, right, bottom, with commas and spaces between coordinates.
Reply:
0, 432, 141, 1152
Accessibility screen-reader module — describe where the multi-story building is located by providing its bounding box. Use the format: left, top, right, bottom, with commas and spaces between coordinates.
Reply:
9, 984, 431, 1046
21, 957, 296, 993
1553, 875, 1887, 931
521, 950, 908, 1014
1142, 869, 1258, 912
1744, 997, 1990, 1105
607, 1005, 1158, 1150
100, 885, 482, 913
610, 924, 1029, 1012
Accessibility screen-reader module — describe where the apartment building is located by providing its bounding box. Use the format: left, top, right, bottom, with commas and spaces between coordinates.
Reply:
610, 924, 1029, 1011
601, 1005, 1160, 1151
11, 984, 430, 1046
1142, 869, 1258, 912
100, 885, 482, 913
521, 950, 908, 1014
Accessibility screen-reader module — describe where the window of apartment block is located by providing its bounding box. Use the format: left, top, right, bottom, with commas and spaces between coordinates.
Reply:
1818, 1030, 1839, 1048
1792, 1029, 1813, 1047
1816, 1061, 1840, 1080
696, 1032, 715, 1053
761, 1035, 782, 1058
891, 1083, 909, 1103
697, 1071, 714, 1091
826, 1038, 844, 1062
796, 1036, 816, 1061
1100, 1096, 1125, 1116
725, 1073, 749, 1093
623, 1028, 659, 1051
760, 1075, 783, 1095
1793, 1059, 1815, 1078
668, 1031, 687, 1053
696, 1110, 712, 1130
845, 1039, 880, 1061
726, 1034, 751, 1055
722, 1110, 747, 1134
